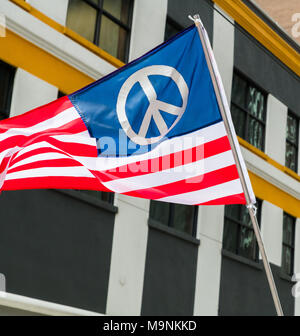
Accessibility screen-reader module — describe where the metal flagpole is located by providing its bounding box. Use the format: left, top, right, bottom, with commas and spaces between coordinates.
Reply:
191, 14, 284, 316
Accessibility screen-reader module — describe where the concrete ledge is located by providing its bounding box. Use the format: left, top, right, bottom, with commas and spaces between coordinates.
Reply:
0, 291, 102, 316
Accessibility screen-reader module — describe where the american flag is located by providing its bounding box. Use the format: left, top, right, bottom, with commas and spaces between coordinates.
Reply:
0, 24, 255, 206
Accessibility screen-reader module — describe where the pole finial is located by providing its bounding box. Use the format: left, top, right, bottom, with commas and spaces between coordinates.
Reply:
188, 14, 204, 28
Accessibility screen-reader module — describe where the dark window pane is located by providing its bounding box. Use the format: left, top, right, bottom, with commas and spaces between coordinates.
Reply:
247, 86, 265, 122
224, 204, 240, 221
0, 112, 7, 120
285, 142, 297, 172
78, 190, 114, 203
248, 118, 264, 150
231, 73, 247, 107
231, 72, 266, 151
57, 91, 65, 99
99, 15, 128, 61
172, 204, 195, 235
0, 61, 15, 119
165, 23, 179, 40
164, 19, 182, 41
241, 206, 252, 228
223, 201, 261, 262
282, 213, 295, 276
282, 245, 292, 275
150, 200, 170, 226
286, 114, 298, 145
223, 219, 238, 254
238, 227, 257, 260
231, 105, 246, 138
283, 213, 295, 246
66, 0, 97, 43
103, 0, 131, 25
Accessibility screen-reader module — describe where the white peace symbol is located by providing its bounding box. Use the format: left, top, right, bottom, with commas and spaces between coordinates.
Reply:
116, 65, 189, 145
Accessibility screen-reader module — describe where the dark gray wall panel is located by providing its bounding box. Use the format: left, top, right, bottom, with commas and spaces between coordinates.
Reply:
141, 223, 199, 316
0, 190, 115, 313
167, 0, 214, 42
219, 253, 294, 316
234, 26, 300, 116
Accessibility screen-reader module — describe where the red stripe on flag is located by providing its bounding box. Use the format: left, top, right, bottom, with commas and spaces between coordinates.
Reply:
0, 96, 73, 133
1, 176, 111, 191
123, 164, 240, 199
2, 136, 96, 158
8, 146, 74, 167
197, 193, 246, 205
7, 158, 82, 174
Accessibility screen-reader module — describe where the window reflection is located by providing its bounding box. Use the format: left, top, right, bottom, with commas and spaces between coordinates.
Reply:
150, 200, 197, 236
282, 213, 295, 276
0, 60, 15, 120
285, 112, 299, 172
223, 200, 262, 261
231, 71, 267, 151
66, 0, 133, 62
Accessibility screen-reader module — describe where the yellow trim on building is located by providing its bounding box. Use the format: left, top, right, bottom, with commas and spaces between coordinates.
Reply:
238, 137, 300, 183
213, 0, 300, 78
9, 0, 125, 69
249, 172, 300, 218
10, 0, 300, 78
1, 29, 93, 94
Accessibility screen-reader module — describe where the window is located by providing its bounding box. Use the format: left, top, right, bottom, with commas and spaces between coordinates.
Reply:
78, 190, 114, 204
285, 111, 299, 173
0, 60, 15, 120
149, 200, 198, 236
57, 90, 66, 98
223, 200, 262, 261
164, 16, 183, 41
282, 213, 296, 276
66, 0, 133, 62
231, 71, 267, 151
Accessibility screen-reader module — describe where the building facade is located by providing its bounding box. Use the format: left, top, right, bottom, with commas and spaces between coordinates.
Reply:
0, 0, 299, 316
254, 0, 300, 45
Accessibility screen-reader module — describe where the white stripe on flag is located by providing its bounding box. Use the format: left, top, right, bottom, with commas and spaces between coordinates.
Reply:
9, 152, 75, 170
5, 166, 95, 180
0, 107, 80, 141
102, 150, 234, 193
159, 179, 243, 205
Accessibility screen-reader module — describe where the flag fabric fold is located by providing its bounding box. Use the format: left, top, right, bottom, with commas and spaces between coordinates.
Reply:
0, 24, 255, 206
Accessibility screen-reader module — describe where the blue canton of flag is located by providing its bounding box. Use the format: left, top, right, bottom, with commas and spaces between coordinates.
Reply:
69, 25, 221, 156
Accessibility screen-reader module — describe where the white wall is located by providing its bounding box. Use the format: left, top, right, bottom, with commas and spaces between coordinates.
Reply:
193, 205, 225, 316
265, 94, 287, 165
26, 0, 69, 26
212, 4, 235, 102
10, 68, 58, 117
106, 196, 149, 315
129, 0, 168, 61
260, 201, 283, 266
294, 218, 300, 316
